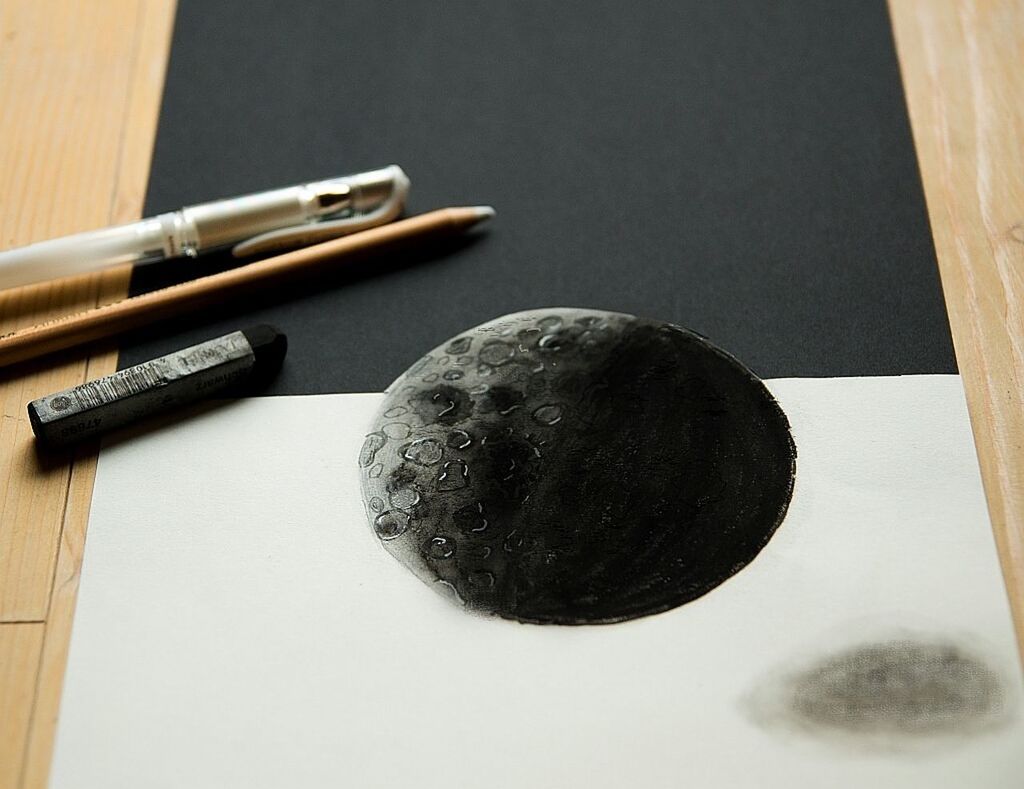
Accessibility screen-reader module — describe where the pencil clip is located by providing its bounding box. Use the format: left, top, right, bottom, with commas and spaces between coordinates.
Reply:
231, 178, 409, 258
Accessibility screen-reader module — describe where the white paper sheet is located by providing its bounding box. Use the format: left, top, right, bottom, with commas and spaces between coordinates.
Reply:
52, 376, 1023, 788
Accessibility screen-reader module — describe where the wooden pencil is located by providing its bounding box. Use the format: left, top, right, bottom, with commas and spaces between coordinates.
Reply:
0, 206, 494, 370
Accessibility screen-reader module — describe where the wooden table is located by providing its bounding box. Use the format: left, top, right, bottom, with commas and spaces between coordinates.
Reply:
0, 2, 1021, 786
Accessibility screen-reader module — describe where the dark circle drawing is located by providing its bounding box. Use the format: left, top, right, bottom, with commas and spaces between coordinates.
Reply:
359, 308, 796, 625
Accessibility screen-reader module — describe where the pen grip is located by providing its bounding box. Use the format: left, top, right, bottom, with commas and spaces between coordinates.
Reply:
0, 220, 166, 290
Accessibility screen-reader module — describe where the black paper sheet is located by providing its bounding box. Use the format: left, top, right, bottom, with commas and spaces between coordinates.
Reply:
124, 0, 955, 392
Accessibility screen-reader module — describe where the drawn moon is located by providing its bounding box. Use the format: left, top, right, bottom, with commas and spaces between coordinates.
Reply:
359, 308, 796, 624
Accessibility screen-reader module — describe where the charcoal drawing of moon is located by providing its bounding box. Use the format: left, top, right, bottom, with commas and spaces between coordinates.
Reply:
359, 308, 796, 625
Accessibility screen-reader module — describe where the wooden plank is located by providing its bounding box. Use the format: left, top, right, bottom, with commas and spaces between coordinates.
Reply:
0, 0, 139, 621
0, 1, 176, 787
0, 624, 44, 789
888, 0, 1024, 652
19, 451, 105, 789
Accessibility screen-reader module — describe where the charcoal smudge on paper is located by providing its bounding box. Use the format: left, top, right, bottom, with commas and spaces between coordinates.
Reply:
746, 637, 1014, 750
359, 308, 796, 625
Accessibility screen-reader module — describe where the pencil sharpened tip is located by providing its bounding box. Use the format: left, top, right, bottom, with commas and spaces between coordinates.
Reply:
470, 205, 496, 223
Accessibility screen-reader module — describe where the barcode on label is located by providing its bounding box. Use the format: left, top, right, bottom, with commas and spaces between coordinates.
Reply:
69, 364, 166, 408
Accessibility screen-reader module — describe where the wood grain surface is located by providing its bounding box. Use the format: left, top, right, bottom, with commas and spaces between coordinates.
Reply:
0, 1, 1020, 786
889, 0, 1024, 650
0, 2, 176, 787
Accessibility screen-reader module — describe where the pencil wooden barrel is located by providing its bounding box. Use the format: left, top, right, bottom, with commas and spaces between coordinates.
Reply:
0, 208, 490, 370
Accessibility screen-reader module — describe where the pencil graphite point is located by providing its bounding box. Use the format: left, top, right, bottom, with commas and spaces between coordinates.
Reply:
471, 205, 496, 223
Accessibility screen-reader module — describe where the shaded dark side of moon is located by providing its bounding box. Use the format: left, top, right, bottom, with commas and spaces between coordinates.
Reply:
359, 308, 796, 625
